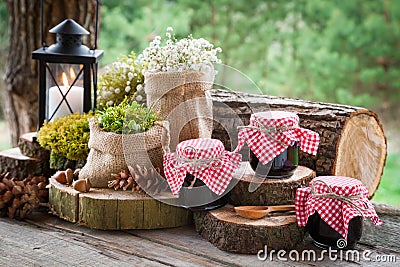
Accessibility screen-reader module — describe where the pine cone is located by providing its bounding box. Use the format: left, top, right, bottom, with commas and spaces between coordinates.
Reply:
0, 172, 48, 219
128, 165, 170, 195
108, 169, 146, 194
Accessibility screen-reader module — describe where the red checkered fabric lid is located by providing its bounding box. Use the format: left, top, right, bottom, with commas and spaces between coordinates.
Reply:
164, 138, 242, 196
296, 176, 382, 240
234, 111, 320, 164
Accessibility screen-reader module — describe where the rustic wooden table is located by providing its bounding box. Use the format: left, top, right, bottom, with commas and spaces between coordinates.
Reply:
0, 203, 398, 266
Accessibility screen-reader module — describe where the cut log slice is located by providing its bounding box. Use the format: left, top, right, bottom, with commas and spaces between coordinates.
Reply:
49, 178, 80, 222
230, 163, 315, 206
18, 132, 50, 159
194, 205, 305, 254
0, 147, 46, 179
211, 89, 387, 198
48, 178, 192, 230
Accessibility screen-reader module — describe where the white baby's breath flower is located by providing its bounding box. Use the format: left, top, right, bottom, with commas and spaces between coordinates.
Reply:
136, 95, 143, 102
136, 84, 143, 91
115, 88, 121, 94
138, 27, 221, 72
125, 86, 131, 93
166, 26, 173, 32
107, 100, 114, 106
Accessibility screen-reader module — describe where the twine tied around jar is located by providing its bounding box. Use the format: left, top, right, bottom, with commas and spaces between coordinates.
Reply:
237, 117, 299, 147
173, 146, 223, 188
311, 179, 370, 217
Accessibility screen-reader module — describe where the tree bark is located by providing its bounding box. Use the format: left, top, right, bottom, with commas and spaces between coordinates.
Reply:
4, 0, 98, 146
49, 178, 192, 229
230, 164, 315, 206
211, 89, 387, 199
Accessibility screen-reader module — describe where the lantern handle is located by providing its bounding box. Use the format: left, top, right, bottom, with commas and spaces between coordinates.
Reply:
40, 0, 101, 50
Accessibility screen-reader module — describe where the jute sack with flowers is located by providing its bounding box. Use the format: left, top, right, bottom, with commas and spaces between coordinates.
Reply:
79, 100, 169, 188
139, 27, 222, 150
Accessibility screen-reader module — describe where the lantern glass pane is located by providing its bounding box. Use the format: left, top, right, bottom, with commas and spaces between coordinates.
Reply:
46, 63, 84, 121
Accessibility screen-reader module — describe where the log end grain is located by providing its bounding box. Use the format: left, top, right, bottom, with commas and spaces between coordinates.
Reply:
194, 205, 305, 254
334, 113, 387, 199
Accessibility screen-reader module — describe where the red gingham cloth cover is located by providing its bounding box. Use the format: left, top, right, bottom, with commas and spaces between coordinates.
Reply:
163, 138, 242, 196
234, 111, 320, 164
296, 176, 382, 240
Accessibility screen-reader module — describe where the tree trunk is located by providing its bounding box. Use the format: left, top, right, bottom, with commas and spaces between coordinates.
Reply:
211, 89, 387, 199
4, 0, 98, 146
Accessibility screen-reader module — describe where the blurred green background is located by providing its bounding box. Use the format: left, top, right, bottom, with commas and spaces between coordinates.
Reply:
0, 0, 398, 205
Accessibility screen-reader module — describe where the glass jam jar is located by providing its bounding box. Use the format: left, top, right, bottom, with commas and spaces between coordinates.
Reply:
250, 141, 299, 179
296, 176, 382, 250
306, 212, 363, 249
179, 174, 230, 211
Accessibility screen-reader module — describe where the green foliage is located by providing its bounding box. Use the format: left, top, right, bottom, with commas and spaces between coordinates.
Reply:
99, 0, 400, 110
37, 113, 93, 161
373, 153, 400, 207
97, 98, 159, 134
97, 52, 145, 110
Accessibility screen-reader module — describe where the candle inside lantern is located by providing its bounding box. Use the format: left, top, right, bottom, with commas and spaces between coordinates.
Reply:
48, 69, 83, 121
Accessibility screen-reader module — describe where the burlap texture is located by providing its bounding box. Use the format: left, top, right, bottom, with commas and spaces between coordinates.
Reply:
79, 118, 169, 187
145, 70, 215, 151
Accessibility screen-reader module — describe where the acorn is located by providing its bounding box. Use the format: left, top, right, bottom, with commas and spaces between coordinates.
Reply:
73, 179, 91, 193
65, 169, 74, 185
53, 171, 67, 184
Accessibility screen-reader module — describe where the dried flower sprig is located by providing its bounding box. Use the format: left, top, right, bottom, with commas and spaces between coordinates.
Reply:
97, 52, 145, 110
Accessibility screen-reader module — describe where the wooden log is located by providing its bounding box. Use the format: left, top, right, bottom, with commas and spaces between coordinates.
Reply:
0, 148, 46, 179
230, 163, 315, 206
18, 132, 50, 159
211, 89, 387, 198
194, 205, 305, 254
48, 178, 192, 230
49, 178, 80, 222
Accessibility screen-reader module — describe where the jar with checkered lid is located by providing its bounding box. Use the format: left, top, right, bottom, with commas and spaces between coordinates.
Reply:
163, 138, 242, 210
295, 176, 382, 249
235, 111, 320, 179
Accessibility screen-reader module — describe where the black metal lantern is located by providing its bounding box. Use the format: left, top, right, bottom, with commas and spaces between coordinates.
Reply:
32, 0, 103, 128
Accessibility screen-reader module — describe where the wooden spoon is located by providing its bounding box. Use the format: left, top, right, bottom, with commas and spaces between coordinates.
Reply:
234, 205, 295, 219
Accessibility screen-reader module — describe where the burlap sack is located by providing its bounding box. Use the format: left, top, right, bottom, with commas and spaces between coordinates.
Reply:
79, 118, 169, 187
145, 69, 215, 151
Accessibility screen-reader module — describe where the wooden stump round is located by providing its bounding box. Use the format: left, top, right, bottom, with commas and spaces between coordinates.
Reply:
230, 163, 315, 206
49, 178, 192, 230
18, 132, 50, 159
194, 205, 305, 254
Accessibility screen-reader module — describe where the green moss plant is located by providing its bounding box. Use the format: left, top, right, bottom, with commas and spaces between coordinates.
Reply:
37, 112, 93, 161
97, 98, 159, 134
